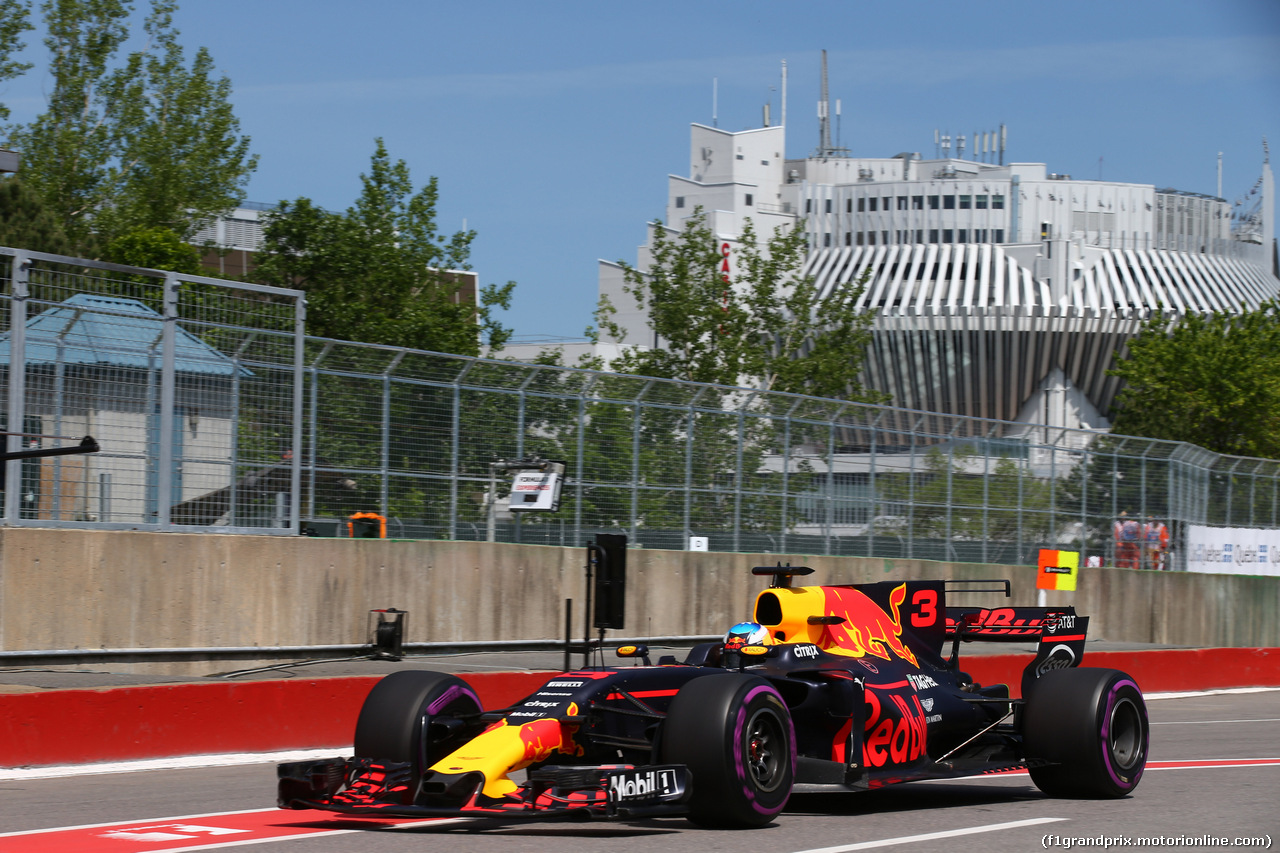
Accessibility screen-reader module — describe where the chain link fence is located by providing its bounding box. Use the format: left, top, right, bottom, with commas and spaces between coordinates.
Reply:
0, 248, 304, 531
4, 246, 1277, 565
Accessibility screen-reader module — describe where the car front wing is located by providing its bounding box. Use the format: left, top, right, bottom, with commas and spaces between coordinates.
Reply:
278, 757, 691, 821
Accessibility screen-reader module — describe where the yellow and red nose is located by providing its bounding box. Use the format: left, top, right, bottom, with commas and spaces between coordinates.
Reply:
430, 717, 580, 798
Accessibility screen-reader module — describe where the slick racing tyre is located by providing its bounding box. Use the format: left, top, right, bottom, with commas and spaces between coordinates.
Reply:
353, 670, 483, 775
1022, 667, 1148, 798
659, 673, 795, 827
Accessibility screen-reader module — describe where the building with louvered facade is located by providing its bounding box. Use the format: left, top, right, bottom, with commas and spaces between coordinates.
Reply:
598, 120, 1277, 433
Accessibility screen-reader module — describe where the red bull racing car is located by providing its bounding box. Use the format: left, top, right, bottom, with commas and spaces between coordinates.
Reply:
278, 566, 1149, 827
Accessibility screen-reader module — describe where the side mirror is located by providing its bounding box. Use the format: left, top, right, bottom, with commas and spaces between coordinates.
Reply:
616, 644, 651, 666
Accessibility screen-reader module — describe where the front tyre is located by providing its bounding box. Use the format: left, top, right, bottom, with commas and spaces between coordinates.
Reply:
353, 670, 483, 775
1023, 668, 1148, 798
659, 673, 795, 827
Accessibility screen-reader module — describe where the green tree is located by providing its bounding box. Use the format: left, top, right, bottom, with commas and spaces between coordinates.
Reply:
0, 176, 75, 254
7, 0, 133, 247
101, 224, 200, 272
580, 208, 884, 541
255, 138, 514, 355
96, 0, 255, 240
8, 0, 254, 250
598, 207, 883, 401
0, 0, 34, 122
1109, 304, 1280, 459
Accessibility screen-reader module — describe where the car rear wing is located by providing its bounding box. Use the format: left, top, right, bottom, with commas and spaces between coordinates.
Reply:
941, 579, 1081, 642
945, 606, 1081, 641
940, 579, 1089, 694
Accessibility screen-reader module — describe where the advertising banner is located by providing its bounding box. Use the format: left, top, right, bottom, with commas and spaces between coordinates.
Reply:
1185, 524, 1280, 577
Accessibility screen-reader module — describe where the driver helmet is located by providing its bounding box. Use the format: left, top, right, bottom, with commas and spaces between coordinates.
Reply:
723, 621, 771, 650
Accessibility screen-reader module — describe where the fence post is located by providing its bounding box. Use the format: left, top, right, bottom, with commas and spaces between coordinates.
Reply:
289, 292, 306, 532
3, 251, 29, 525
155, 274, 179, 528
630, 381, 649, 544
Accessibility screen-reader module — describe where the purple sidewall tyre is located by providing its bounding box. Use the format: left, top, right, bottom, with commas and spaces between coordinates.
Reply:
1023, 667, 1149, 798
660, 673, 796, 827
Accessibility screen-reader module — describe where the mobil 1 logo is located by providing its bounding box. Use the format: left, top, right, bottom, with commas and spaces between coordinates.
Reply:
606, 766, 686, 804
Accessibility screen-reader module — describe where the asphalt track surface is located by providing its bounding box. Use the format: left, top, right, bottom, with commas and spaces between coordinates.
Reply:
1, 689, 1276, 853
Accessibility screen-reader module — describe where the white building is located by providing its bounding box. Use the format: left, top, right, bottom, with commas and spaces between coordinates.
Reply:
599, 113, 1277, 434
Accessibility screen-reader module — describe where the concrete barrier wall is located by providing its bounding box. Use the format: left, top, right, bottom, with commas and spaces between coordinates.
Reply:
2, 528, 1277, 653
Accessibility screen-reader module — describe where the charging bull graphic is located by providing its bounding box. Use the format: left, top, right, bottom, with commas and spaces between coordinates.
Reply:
818, 583, 919, 668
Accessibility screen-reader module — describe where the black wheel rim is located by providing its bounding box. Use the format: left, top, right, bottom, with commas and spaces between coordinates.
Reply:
744, 708, 785, 793
1108, 697, 1144, 771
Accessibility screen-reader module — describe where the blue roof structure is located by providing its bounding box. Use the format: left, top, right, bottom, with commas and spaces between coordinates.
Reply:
0, 293, 250, 376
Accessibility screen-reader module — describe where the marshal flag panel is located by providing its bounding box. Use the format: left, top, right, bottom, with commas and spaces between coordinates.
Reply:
1037, 548, 1079, 591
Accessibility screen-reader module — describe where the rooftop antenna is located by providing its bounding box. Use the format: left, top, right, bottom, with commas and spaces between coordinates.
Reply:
958, 134, 966, 159
1000, 124, 1007, 166
781, 59, 787, 128
712, 77, 718, 128
1218, 151, 1223, 199
818, 49, 831, 155
812, 50, 848, 158
934, 129, 940, 159
836, 98, 843, 151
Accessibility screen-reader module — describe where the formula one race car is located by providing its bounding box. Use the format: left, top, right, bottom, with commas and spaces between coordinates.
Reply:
278, 566, 1149, 827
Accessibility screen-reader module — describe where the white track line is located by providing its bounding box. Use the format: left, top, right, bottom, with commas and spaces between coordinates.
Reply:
0, 749, 350, 781
791, 817, 1068, 852
1152, 718, 1280, 725
0, 809, 279, 837
1144, 686, 1280, 700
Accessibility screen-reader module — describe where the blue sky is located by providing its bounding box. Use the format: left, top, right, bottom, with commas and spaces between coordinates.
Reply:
3, 0, 1278, 342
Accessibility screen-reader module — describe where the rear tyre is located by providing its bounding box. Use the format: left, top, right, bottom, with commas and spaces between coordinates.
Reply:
353, 670, 483, 775
1023, 667, 1148, 798
659, 673, 794, 827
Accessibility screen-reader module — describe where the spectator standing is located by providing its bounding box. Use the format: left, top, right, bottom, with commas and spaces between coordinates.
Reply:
1115, 511, 1141, 569
1145, 517, 1170, 570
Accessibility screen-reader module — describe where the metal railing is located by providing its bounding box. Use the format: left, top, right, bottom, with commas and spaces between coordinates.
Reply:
4, 246, 1278, 565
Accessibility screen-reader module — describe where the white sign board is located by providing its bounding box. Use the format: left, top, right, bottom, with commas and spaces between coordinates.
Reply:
508, 471, 562, 512
688, 536, 709, 552
1185, 524, 1280, 577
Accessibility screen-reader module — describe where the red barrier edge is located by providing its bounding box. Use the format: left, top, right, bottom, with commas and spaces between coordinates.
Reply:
964, 646, 1280, 699
0, 671, 554, 768
1, 648, 1276, 768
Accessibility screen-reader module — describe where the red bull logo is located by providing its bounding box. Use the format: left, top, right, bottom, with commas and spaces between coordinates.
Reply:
946, 607, 1043, 637
819, 583, 918, 667
863, 688, 929, 767
517, 718, 567, 764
